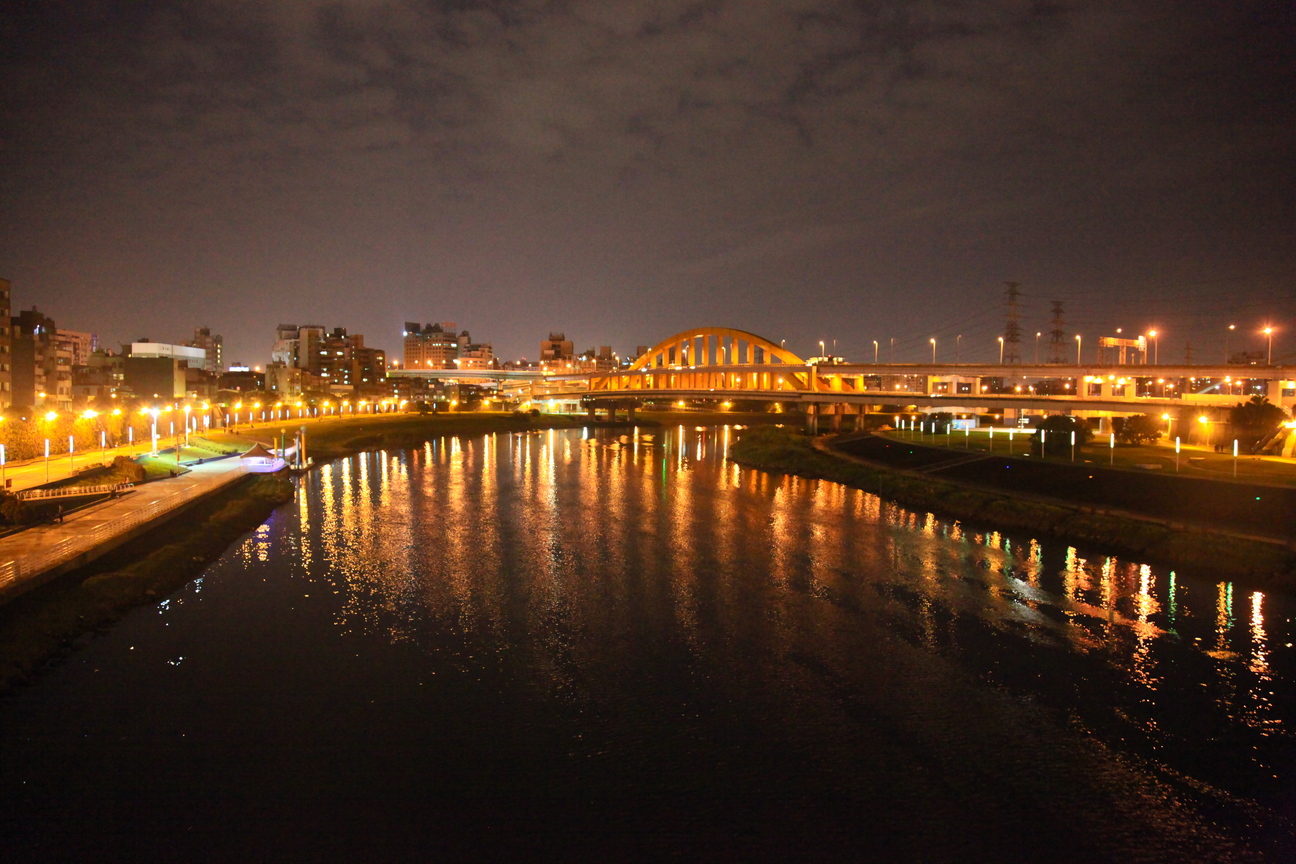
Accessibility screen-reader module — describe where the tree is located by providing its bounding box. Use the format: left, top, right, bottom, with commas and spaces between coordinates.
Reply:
1113, 414, 1163, 445
1229, 396, 1288, 434
1030, 415, 1092, 457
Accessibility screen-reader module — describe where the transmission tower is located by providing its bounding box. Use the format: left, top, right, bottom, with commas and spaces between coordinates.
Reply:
1002, 282, 1022, 364
1047, 301, 1066, 363
1184, 341, 1194, 364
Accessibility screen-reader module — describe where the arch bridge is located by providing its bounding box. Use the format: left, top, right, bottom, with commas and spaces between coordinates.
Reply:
540, 326, 1296, 433
587, 327, 821, 395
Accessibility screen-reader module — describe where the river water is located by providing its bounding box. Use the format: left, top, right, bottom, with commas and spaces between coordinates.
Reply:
2, 426, 1293, 862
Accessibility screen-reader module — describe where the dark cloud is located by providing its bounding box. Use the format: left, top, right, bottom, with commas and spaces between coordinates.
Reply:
2, 1, 1293, 364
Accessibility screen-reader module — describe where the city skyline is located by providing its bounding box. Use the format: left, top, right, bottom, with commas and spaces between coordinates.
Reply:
3, 2, 1293, 366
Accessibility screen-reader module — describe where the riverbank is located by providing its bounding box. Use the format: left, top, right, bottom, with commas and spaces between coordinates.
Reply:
0, 474, 293, 693
730, 426, 1296, 585
209, 410, 784, 461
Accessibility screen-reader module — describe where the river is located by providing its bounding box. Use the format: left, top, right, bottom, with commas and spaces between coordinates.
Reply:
2, 425, 1293, 861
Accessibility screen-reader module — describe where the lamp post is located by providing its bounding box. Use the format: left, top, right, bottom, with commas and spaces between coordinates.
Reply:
1075, 334, 1082, 365
1225, 324, 1235, 363
1148, 329, 1159, 364
930, 338, 936, 364
998, 336, 1004, 365
1035, 332, 1041, 364
873, 340, 879, 364
1264, 326, 1274, 364
956, 334, 962, 363
44, 438, 50, 482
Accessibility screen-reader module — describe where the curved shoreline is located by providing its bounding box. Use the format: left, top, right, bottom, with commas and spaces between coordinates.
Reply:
0, 413, 780, 693
729, 427, 1296, 587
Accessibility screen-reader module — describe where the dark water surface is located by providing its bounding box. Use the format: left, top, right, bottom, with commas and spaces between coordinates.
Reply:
2, 426, 1294, 862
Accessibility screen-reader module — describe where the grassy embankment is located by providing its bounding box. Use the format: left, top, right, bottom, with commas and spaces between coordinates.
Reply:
730, 426, 1296, 584
0, 474, 293, 693
885, 426, 1296, 485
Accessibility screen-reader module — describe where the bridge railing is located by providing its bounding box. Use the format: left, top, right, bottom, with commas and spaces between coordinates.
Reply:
17, 482, 135, 501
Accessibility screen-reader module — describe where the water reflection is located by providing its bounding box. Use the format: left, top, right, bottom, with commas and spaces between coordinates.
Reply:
281, 426, 1290, 764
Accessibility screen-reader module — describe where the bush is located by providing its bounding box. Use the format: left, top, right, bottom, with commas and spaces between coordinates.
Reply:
1113, 414, 1163, 445
0, 492, 31, 526
111, 455, 147, 483
1030, 415, 1092, 457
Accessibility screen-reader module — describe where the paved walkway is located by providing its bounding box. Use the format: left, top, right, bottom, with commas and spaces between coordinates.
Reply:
0, 457, 250, 602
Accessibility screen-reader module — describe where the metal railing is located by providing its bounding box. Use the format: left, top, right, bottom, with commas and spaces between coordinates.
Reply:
16, 482, 135, 501
0, 467, 248, 595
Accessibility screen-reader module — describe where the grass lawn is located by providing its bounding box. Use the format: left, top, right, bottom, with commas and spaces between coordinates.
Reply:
877, 428, 1296, 487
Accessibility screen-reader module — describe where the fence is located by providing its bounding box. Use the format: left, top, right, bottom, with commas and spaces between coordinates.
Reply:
17, 483, 135, 501
0, 467, 248, 596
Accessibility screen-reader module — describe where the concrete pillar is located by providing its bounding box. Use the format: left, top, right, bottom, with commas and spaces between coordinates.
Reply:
627, 404, 636, 421
831, 404, 843, 432
805, 403, 818, 433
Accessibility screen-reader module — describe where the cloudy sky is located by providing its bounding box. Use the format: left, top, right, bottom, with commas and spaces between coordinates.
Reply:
2, 1, 1293, 366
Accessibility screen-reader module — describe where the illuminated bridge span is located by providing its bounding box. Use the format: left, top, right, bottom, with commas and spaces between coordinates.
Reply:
548, 326, 1296, 433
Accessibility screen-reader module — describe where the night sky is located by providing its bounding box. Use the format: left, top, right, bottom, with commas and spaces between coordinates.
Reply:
3, 1, 1294, 367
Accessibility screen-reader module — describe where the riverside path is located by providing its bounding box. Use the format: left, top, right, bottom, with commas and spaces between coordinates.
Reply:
0, 457, 250, 604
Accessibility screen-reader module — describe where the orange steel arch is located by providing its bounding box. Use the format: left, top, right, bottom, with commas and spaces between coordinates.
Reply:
628, 327, 804, 370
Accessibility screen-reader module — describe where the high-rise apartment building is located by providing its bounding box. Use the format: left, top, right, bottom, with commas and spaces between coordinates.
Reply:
457, 341, 495, 370
0, 279, 11, 408
188, 326, 224, 374
539, 332, 575, 370
11, 307, 73, 408
310, 328, 387, 396
404, 322, 468, 369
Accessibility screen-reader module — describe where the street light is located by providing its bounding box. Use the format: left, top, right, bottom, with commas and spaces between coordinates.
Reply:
1225, 324, 1235, 363
956, 334, 962, 363
998, 336, 1004, 365
1075, 334, 1082, 365
873, 340, 879, 364
1263, 325, 1274, 364
1035, 332, 1041, 364
1148, 329, 1159, 364
930, 338, 936, 363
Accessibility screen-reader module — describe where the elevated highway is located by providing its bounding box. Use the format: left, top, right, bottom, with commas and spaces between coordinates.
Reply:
389, 327, 1295, 425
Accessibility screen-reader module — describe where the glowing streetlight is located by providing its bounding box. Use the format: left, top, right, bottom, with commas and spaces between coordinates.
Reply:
873, 340, 879, 364
930, 338, 937, 363
1034, 332, 1041, 364
1263, 326, 1274, 364
1225, 324, 1235, 363
1148, 329, 1159, 364
998, 336, 1004, 365
1075, 334, 1082, 365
